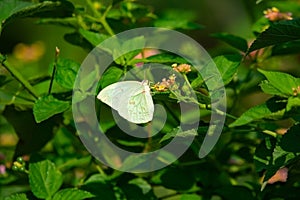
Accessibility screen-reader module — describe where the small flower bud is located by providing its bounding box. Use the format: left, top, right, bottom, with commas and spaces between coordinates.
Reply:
16, 157, 24, 164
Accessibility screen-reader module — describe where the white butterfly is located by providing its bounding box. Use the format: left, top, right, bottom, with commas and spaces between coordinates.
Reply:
97, 81, 154, 124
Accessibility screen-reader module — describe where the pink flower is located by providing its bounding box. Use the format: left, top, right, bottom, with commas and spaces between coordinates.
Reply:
267, 167, 288, 184
0, 164, 6, 175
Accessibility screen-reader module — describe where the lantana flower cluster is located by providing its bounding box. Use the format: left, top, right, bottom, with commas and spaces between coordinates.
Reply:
264, 7, 292, 21
153, 63, 192, 92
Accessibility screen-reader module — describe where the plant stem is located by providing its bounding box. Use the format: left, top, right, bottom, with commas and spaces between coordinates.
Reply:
87, 0, 115, 36
99, 5, 115, 36
48, 47, 60, 95
1, 57, 38, 99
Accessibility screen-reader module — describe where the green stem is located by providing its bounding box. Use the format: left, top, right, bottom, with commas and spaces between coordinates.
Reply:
99, 5, 115, 36
96, 165, 108, 179
1, 57, 38, 99
87, 0, 115, 36
48, 47, 60, 95
183, 73, 193, 89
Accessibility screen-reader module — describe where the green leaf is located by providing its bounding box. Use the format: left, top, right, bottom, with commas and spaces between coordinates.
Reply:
79, 29, 109, 47
143, 53, 188, 64
286, 96, 300, 112
78, 70, 98, 92
211, 33, 248, 52
0, 0, 32, 30
37, 17, 78, 28
52, 188, 94, 200
258, 69, 300, 97
54, 58, 80, 90
180, 194, 201, 200
259, 80, 283, 96
57, 156, 92, 171
280, 124, 300, 152
120, 182, 156, 200
108, 1, 154, 23
3, 106, 56, 157
213, 54, 241, 85
248, 18, 300, 53
4, 193, 28, 200
191, 76, 204, 89
251, 16, 269, 35
160, 167, 195, 190
1, 1, 74, 30
254, 137, 276, 172
33, 95, 70, 123
100, 67, 123, 88
29, 160, 63, 199
128, 178, 152, 194
216, 186, 255, 200
160, 127, 197, 143
154, 9, 204, 30
229, 97, 286, 127
64, 32, 93, 50
81, 174, 116, 200
1, 59, 38, 98
263, 144, 298, 181
199, 54, 241, 92
272, 40, 300, 56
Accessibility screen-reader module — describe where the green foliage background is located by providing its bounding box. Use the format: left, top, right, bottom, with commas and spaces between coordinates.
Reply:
1, 0, 300, 199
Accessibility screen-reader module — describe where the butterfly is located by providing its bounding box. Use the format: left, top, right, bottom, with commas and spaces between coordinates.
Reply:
97, 81, 154, 124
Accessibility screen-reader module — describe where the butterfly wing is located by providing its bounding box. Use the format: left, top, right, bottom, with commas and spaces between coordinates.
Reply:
118, 84, 154, 123
97, 81, 154, 123
97, 81, 142, 110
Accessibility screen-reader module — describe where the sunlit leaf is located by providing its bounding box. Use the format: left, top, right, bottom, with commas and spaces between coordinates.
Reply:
33, 95, 70, 123
213, 54, 241, 85
286, 96, 300, 112
29, 160, 63, 199
229, 97, 286, 127
54, 58, 80, 90
258, 69, 300, 97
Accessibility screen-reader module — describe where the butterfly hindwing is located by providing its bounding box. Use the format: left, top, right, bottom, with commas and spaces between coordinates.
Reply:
119, 84, 154, 123
97, 81, 154, 123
